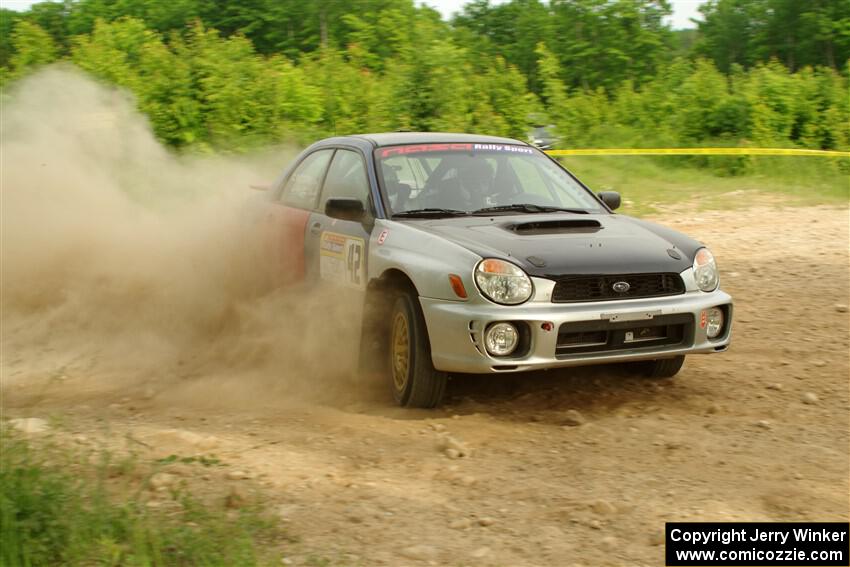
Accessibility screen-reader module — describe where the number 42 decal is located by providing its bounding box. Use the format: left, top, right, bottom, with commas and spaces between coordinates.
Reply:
346, 242, 362, 286
319, 232, 366, 289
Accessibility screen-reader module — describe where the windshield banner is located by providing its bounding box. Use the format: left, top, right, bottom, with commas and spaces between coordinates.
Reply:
380, 143, 535, 158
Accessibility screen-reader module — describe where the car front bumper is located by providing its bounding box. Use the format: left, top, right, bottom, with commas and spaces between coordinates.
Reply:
420, 290, 733, 373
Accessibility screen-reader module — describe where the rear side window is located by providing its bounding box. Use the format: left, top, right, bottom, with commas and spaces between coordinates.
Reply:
319, 149, 370, 210
281, 149, 333, 209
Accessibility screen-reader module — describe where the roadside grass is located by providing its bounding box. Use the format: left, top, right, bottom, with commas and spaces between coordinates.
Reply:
0, 429, 286, 567
562, 155, 849, 216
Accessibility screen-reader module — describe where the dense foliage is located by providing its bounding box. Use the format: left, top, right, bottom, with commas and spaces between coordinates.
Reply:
1, 0, 848, 157
694, 0, 850, 73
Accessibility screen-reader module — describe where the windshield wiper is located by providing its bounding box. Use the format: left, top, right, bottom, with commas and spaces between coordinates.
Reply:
392, 208, 470, 218
471, 204, 590, 215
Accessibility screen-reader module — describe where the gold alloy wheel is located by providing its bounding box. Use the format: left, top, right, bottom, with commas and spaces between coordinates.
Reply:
391, 311, 410, 391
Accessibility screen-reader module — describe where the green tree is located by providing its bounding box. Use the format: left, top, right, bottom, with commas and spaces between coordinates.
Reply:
550, 0, 673, 90
454, 0, 553, 92
535, 42, 569, 126
22, 1, 72, 53
694, 0, 766, 72
0, 8, 22, 67
9, 20, 58, 77
696, 0, 850, 71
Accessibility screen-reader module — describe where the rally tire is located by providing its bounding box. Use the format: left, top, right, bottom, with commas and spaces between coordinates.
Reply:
388, 292, 447, 408
643, 355, 686, 379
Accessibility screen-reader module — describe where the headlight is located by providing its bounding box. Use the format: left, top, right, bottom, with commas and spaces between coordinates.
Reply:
474, 259, 533, 305
693, 248, 719, 292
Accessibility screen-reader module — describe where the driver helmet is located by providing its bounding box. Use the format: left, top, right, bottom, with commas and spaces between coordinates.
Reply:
456, 158, 494, 203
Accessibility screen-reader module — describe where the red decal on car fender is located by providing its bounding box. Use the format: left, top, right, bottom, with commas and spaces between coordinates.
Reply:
264, 205, 310, 285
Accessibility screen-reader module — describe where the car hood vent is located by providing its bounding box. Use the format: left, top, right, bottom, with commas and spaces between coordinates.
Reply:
507, 219, 602, 235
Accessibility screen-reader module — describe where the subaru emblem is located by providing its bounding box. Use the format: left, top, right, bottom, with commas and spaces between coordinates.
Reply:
612, 281, 630, 293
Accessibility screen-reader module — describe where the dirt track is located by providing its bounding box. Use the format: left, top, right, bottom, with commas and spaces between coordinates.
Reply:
3, 204, 849, 566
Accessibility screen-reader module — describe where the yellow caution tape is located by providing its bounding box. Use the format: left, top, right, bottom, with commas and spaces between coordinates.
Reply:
546, 148, 850, 157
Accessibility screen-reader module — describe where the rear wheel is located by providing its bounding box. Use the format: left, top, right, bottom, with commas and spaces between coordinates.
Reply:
637, 355, 686, 379
389, 292, 447, 408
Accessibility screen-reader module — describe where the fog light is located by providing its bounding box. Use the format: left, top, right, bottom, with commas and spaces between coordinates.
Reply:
706, 307, 724, 338
484, 322, 519, 356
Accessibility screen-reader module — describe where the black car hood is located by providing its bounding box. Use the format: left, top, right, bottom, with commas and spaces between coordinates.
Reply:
402, 213, 702, 278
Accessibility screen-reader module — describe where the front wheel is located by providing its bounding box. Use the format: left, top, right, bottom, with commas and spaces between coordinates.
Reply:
638, 355, 686, 379
389, 292, 447, 408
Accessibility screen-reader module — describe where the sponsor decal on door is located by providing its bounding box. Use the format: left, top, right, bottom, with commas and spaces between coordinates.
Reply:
320, 231, 365, 289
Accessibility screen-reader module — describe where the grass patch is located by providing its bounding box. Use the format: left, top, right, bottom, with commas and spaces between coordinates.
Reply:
0, 429, 286, 566
562, 154, 849, 216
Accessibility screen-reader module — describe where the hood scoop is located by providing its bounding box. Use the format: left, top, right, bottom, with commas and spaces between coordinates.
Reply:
506, 218, 602, 235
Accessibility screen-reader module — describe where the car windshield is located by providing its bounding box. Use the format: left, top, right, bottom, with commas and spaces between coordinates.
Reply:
375, 143, 603, 216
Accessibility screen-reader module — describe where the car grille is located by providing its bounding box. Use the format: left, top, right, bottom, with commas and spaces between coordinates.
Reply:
551, 273, 685, 303
556, 314, 693, 356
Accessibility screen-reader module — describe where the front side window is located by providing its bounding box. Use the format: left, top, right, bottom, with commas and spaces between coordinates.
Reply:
281, 149, 333, 209
375, 143, 603, 215
319, 149, 371, 211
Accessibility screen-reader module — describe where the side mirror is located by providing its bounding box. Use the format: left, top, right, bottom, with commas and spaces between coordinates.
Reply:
325, 198, 366, 222
597, 191, 621, 211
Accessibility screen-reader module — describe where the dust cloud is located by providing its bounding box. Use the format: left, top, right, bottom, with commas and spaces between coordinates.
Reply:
1, 66, 373, 409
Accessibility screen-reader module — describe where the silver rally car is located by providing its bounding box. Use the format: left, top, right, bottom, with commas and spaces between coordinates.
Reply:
263, 133, 733, 408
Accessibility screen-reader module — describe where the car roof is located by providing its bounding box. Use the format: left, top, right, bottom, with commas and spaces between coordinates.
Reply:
347, 132, 528, 147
